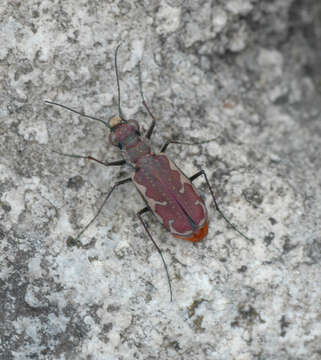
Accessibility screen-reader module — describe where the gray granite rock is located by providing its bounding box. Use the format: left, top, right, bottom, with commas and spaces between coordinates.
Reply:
1, 0, 321, 359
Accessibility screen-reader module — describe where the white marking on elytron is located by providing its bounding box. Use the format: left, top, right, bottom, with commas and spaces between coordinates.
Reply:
168, 219, 193, 237
133, 154, 206, 233
133, 178, 167, 225
166, 158, 190, 194
166, 156, 203, 197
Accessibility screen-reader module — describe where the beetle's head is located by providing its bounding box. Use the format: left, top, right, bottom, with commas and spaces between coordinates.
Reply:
108, 116, 140, 149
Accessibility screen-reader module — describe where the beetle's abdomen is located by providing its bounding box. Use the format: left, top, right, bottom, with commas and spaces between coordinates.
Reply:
133, 154, 208, 241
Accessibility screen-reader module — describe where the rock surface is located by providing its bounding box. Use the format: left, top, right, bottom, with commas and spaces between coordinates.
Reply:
1, 1, 321, 359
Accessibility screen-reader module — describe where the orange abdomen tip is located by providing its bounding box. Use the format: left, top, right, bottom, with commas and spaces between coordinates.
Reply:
173, 217, 209, 243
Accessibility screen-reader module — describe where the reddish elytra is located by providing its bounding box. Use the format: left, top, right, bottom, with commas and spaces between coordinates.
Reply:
109, 116, 208, 242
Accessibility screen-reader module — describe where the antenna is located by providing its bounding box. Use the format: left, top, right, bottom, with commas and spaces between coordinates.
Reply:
44, 100, 109, 128
114, 44, 124, 120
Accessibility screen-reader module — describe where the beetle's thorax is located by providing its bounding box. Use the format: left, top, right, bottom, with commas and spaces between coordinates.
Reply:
126, 138, 151, 164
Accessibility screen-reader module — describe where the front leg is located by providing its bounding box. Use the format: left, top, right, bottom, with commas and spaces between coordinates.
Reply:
137, 63, 156, 139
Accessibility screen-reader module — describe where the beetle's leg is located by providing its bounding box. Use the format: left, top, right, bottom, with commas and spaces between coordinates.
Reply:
190, 170, 253, 243
73, 178, 132, 241
52, 150, 126, 167
137, 63, 156, 139
160, 139, 219, 153
137, 207, 173, 302
160, 140, 177, 153
88, 157, 126, 167
142, 100, 156, 139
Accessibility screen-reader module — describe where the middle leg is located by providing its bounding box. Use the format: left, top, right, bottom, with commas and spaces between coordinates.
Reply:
52, 150, 126, 167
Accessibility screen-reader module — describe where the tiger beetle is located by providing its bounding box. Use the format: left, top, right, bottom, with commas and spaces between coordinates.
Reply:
45, 45, 252, 302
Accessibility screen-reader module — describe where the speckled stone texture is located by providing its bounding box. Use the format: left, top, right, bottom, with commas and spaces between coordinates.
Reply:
1, 1, 321, 359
